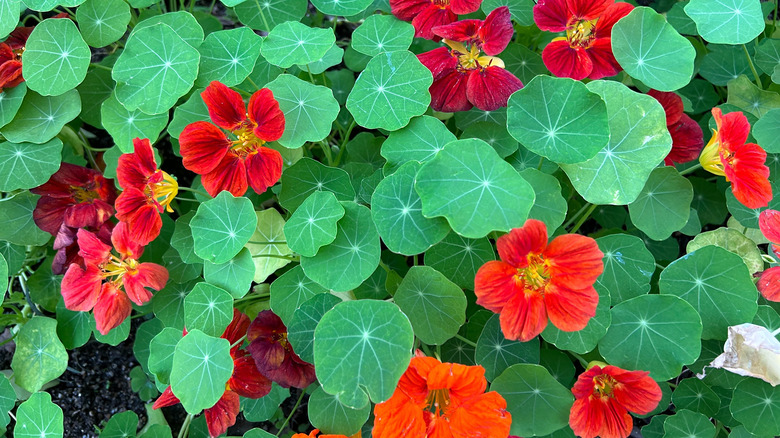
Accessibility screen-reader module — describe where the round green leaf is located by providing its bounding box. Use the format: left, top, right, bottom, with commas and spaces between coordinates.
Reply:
245, 208, 292, 283
0, 0, 19, 41
628, 166, 693, 240
77, 69, 114, 127
727, 75, 780, 118
94, 317, 130, 346
0, 191, 51, 246
131, 11, 204, 48
686, 226, 764, 275
22, 18, 90, 96
351, 14, 414, 57
204, 247, 255, 299
519, 168, 567, 232
671, 378, 720, 417
287, 292, 341, 363
134, 319, 163, 376
311, 0, 372, 15
346, 50, 432, 131
101, 94, 169, 153
261, 22, 334, 68
113, 23, 200, 115
699, 44, 752, 86
611, 7, 695, 91
415, 138, 535, 238
270, 265, 328, 327
507, 75, 609, 163
0, 139, 62, 191
461, 121, 518, 158
196, 27, 263, 87
11, 317, 68, 393
542, 283, 611, 354
476, 314, 540, 381
76, 0, 131, 48
662, 409, 716, 438
371, 161, 450, 255
0, 83, 27, 128
301, 202, 381, 292
685, 0, 764, 44
170, 211, 200, 265
299, 43, 343, 75
284, 191, 345, 257
424, 232, 495, 289
234, 0, 308, 31
731, 378, 780, 436
381, 115, 456, 175
595, 234, 655, 305
308, 386, 370, 436
170, 330, 234, 414
148, 327, 182, 385
1, 89, 81, 144
278, 158, 356, 212
560, 80, 672, 205
190, 191, 257, 264
55, 301, 93, 350
490, 364, 574, 437
680, 79, 720, 114
14, 392, 63, 438
753, 108, 780, 153
242, 383, 290, 422
314, 300, 414, 408
599, 294, 702, 381
659, 245, 758, 340
153, 279, 195, 329
184, 283, 233, 337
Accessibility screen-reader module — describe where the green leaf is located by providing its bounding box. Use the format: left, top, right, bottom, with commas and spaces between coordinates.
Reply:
415, 138, 535, 238
381, 115, 456, 175
346, 51, 432, 131
598, 294, 702, 381
727, 75, 780, 118
1, 89, 81, 144
300, 44, 343, 75
170, 211, 200, 264
371, 161, 450, 255
679, 79, 720, 114
490, 364, 574, 437
132, 11, 204, 48
699, 44, 753, 86
671, 378, 720, 417
170, 330, 234, 414
755, 38, 780, 76
134, 319, 163, 375
502, 44, 549, 84
184, 283, 234, 337
519, 168, 567, 232
101, 94, 169, 153
311, 0, 372, 15
753, 108, 780, 153
261, 22, 334, 68
99, 411, 139, 438
314, 300, 414, 408
301, 202, 381, 292
11, 317, 68, 393
476, 314, 540, 381
242, 383, 289, 422
168, 89, 208, 140
667, 1, 698, 35
278, 157, 355, 212
245, 208, 292, 283
541, 284, 611, 354
507, 75, 609, 163
287, 292, 341, 363
0, 0, 19, 40
76, 0, 131, 48
482, 0, 534, 25
265, 74, 341, 148
190, 191, 257, 264
687, 226, 764, 274
424, 233, 495, 289
234, 0, 308, 31
628, 167, 693, 240
731, 378, 780, 436
14, 392, 63, 438
0, 253, 6, 296
113, 23, 200, 115
56, 301, 93, 350
153, 280, 195, 330
270, 265, 328, 327
595, 234, 655, 305
461, 121, 518, 158
196, 28, 263, 87
93, 317, 130, 346
685, 0, 764, 44
77, 69, 114, 127
204, 247, 255, 299
0, 83, 27, 129
148, 327, 182, 385
611, 7, 695, 91
351, 14, 414, 57
690, 177, 729, 225
560, 80, 671, 205
22, 18, 90, 96
0, 191, 51, 246
663, 409, 716, 438
0, 374, 13, 428
307, 386, 370, 436
659, 245, 757, 340
0, 139, 62, 191
284, 191, 345, 258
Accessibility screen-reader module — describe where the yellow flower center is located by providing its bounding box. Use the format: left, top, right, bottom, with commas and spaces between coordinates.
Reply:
147, 171, 178, 213
699, 130, 728, 177
516, 253, 550, 293
444, 39, 505, 71
231, 120, 265, 159
102, 255, 139, 285
433, 0, 450, 8
566, 19, 598, 49
70, 185, 100, 203
425, 388, 451, 415
593, 374, 618, 398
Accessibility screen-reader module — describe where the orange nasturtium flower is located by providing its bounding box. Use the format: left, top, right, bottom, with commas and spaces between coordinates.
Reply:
699, 107, 772, 209
292, 430, 358, 438
569, 363, 663, 438
372, 353, 511, 438
757, 209, 780, 301
474, 219, 604, 342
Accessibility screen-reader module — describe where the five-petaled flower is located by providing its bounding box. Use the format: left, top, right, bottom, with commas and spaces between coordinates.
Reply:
389, 0, 483, 40
372, 352, 511, 438
154, 309, 272, 438
61, 222, 168, 334
758, 209, 780, 301
115, 137, 178, 246
699, 107, 772, 209
533, 0, 633, 80
474, 219, 604, 342
647, 90, 704, 166
418, 6, 523, 112
569, 363, 663, 438
247, 310, 316, 389
179, 81, 285, 197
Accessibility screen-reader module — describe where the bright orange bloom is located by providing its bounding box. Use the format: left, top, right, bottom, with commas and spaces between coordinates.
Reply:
699, 108, 772, 209
292, 429, 357, 438
569, 363, 662, 438
474, 219, 603, 342
758, 209, 780, 301
372, 354, 511, 438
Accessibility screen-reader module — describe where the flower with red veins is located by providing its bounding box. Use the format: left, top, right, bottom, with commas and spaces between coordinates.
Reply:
0, 13, 69, 92
569, 363, 662, 438
418, 7, 522, 112
646, 90, 704, 166
31, 163, 117, 237
247, 310, 316, 389
153, 310, 272, 438
292, 430, 356, 438
699, 108, 772, 209
373, 352, 511, 438
474, 219, 604, 342
757, 209, 780, 301
533, 0, 633, 80
389, 0, 483, 40
61, 222, 168, 334
179, 81, 284, 197
115, 138, 178, 246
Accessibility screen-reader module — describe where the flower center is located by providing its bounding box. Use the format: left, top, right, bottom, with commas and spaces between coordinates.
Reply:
102, 255, 138, 284
593, 374, 618, 398
445, 39, 506, 72
70, 185, 101, 203
433, 0, 450, 8
517, 253, 550, 292
230, 121, 264, 159
425, 388, 451, 415
147, 171, 179, 213
566, 19, 598, 49
699, 130, 727, 177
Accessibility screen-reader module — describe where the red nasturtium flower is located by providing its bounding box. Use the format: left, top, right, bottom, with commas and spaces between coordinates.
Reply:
569, 363, 663, 438
115, 137, 178, 246
389, 0, 483, 40
533, 0, 633, 80
61, 222, 168, 334
474, 219, 604, 342
418, 7, 523, 112
247, 310, 316, 389
758, 209, 780, 301
179, 81, 284, 197
51, 221, 113, 276
0, 13, 68, 92
647, 90, 704, 166
699, 108, 772, 209
154, 310, 272, 438
373, 353, 512, 438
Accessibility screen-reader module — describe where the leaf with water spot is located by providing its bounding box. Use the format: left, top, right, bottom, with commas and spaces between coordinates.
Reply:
170, 330, 234, 414
11, 317, 68, 393
190, 191, 257, 264
184, 283, 234, 337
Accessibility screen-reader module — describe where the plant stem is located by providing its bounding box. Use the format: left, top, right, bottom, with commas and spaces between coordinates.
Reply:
562, 203, 591, 230
276, 390, 306, 436
569, 351, 588, 368
177, 186, 210, 198
251, 253, 299, 261
333, 120, 356, 167
18, 274, 43, 317
230, 334, 247, 349
245, 76, 261, 91
569, 203, 597, 234
178, 414, 193, 438
248, 240, 287, 245
453, 334, 477, 348
320, 140, 334, 166
678, 162, 702, 176
253, 0, 271, 32
743, 44, 763, 89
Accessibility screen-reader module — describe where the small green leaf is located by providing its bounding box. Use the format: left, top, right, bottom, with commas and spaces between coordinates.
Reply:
595, 234, 655, 305
628, 167, 693, 240
686, 226, 764, 275
0, 191, 51, 246
204, 248, 255, 299
679, 79, 720, 114
307, 386, 370, 436
184, 283, 234, 337
11, 317, 68, 393
76, 0, 131, 48
755, 38, 780, 76
0, 374, 14, 428
685, 0, 764, 44
168, 89, 208, 139
381, 115, 456, 175
0, 83, 27, 128
0, 139, 62, 191
671, 378, 720, 417
77, 69, 114, 127
261, 22, 334, 68
149, 327, 182, 385
287, 293, 340, 363
170, 211, 200, 265
519, 168, 567, 232
56, 301, 93, 350
667, 1, 698, 35
242, 383, 290, 422
662, 409, 716, 438
753, 108, 780, 153
731, 378, 780, 436
245, 208, 292, 283
93, 317, 130, 346
101, 94, 169, 153
727, 75, 780, 118
270, 265, 327, 326
476, 314, 540, 381
132, 11, 204, 48
190, 191, 257, 264
278, 158, 355, 212
699, 44, 753, 86
0, 253, 6, 296
170, 330, 234, 414
14, 392, 63, 438
153, 280, 195, 330
424, 233, 495, 289
300, 44, 343, 75
234, 0, 308, 32
196, 27, 263, 87
284, 191, 345, 258
502, 44, 549, 84
134, 319, 163, 376
99, 411, 139, 438
0, 0, 19, 40
1, 89, 81, 144
22, 18, 90, 96
311, 0, 372, 15
351, 15, 414, 57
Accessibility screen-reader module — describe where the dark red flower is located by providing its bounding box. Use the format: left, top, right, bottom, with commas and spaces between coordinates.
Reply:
247, 310, 316, 389
389, 0, 483, 40
51, 221, 114, 275
534, 0, 633, 80
646, 90, 704, 166
418, 7, 523, 112
179, 81, 284, 197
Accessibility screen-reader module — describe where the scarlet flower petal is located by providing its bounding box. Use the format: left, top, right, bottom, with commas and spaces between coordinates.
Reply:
544, 233, 604, 290
245, 147, 283, 195
496, 219, 548, 268
429, 68, 472, 113
716, 108, 751, 149
498, 288, 548, 341
76, 228, 112, 266
566, 0, 613, 20
447, 391, 512, 438
222, 309, 251, 351
248, 88, 285, 142
93, 282, 132, 335
0, 59, 23, 90
115, 189, 161, 246
111, 222, 144, 260
411, 5, 457, 40
759, 209, 780, 245
474, 260, 520, 313
543, 283, 598, 331
389, 0, 430, 21
533, 0, 570, 32
479, 6, 514, 56
200, 153, 249, 197
418, 47, 459, 81
431, 19, 482, 44
542, 39, 593, 80
179, 121, 230, 175
449, 0, 482, 15
758, 267, 780, 301
665, 114, 704, 165
584, 38, 622, 79
204, 390, 241, 438
201, 81, 247, 131
466, 66, 523, 111
61, 264, 103, 312
569, 396, 628, 438
153, 386, 181, 409
725, 142, 772, 209
117, 138, 157, 190
607, 366, 663, 415
594, 1, 634, 38
228, 354, 272, 398
647, 90, 684, 126
123, 262, 167, 306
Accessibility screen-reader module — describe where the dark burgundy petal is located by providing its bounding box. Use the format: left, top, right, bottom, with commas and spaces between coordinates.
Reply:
201, 81, 247, 131
429, 69, 472, 113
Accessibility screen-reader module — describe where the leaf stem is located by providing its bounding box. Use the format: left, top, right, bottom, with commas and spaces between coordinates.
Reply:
229, 334, 247, 349
177, 414, 193, 438
320, 140, 334, 166
569, 203, 597, 234
742, 44, 763, 89
18, 274, 43, 317
248, 240, 287, 245
253, 0, 272, 32
333, 120, 356, 167
453, 334, 477, 348
89, 63, 112, 72
569, 351, 588, 368
251, 253, 299, 261
678, 162, 702, 176
177, 186, 210, 198
276, 390, 306, 436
